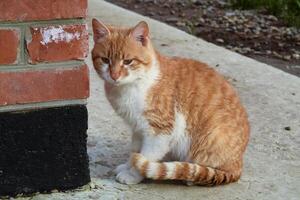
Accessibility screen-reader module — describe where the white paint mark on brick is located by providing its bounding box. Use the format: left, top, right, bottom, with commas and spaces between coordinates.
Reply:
40, 26, 81, 45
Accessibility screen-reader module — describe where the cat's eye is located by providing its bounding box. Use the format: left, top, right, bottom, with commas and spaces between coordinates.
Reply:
101, 57, 110, 64
123, 59, 133, 65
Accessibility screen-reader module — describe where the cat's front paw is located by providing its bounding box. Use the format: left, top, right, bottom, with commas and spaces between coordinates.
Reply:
114, 163, 130, 174
186, 181, 195, 186
116, 168, 143, 185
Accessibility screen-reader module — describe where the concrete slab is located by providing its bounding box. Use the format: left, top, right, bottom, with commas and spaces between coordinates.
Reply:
16, 0, 300, 199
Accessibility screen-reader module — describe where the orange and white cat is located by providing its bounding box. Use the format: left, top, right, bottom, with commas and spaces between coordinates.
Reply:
92, 18, 250, 186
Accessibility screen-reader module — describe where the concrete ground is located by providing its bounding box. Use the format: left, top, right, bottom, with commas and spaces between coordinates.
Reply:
18, 0, 300, 199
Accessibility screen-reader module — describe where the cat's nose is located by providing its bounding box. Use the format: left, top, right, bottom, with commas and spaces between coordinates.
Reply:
110, 70, 121, 81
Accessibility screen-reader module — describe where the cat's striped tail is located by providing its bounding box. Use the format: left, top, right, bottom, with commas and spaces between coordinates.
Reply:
131, 153, 241, 186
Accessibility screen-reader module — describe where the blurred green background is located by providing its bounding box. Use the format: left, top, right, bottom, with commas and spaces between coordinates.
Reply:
230, 0, 300, 27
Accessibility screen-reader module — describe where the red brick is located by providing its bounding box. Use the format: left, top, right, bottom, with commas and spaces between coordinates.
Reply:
0, 29, 20, 65
0, 64, 89, 106
0, 0, 87, 22
26, 24, 88, 64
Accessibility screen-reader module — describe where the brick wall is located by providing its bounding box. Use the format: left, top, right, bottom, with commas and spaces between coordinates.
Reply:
0, 0, 90, 196
0, 0, 89, 110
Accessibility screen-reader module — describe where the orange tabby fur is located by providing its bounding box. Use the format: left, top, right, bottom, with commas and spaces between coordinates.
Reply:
92, 18, 250, 186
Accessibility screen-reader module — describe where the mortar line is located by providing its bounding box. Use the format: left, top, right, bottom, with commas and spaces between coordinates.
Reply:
0, 18, 86, 27
0, 60, 88, 72
19, 25, 26, 64
0, 99, 87, 113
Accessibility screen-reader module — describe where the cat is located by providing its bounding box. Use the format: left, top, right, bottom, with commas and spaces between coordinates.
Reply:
92, 18, 250, 186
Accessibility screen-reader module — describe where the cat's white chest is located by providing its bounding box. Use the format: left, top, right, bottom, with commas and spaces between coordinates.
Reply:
105, 83, 149, 132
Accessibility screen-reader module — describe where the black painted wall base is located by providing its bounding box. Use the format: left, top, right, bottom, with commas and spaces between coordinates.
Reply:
0, 105, 90, 197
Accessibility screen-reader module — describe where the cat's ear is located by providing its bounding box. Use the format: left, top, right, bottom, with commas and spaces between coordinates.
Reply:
130, 21, 149, 46
92, 18, 110, 43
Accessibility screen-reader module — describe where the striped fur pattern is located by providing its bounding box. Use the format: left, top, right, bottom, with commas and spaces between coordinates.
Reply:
131, 153, 241, 186
92, 19, 250, 186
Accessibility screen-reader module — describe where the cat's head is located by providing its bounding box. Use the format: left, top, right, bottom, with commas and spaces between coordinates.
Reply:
92, 19, 156, 85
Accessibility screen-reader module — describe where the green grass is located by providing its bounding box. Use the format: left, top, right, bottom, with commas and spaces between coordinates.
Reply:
230, 0, 300, 27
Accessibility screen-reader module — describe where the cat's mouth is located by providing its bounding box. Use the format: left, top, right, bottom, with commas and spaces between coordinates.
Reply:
103, 75, 122, 86
109, 80, 121, 86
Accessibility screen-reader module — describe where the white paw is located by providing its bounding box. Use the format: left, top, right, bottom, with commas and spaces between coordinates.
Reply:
186, 181, 195, 186
114, 163, 130, 174
116, 168, 143, 185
